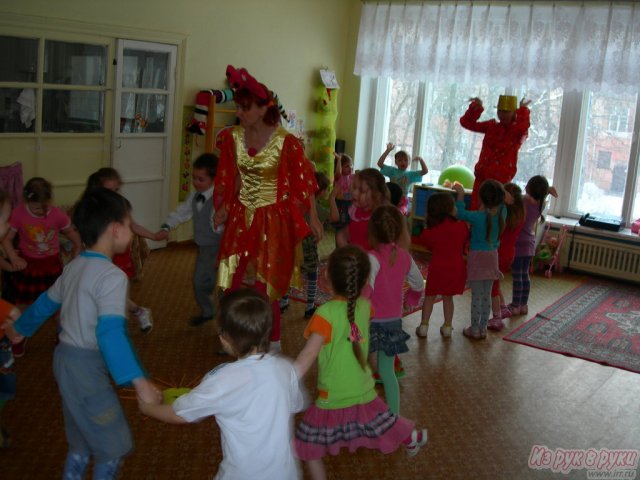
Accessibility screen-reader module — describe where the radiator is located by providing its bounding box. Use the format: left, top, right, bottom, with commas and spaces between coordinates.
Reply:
566, 235, 640, 283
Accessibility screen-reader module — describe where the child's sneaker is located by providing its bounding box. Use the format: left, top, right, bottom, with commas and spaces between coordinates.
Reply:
11, 338, 27, 358
487, 316, 505, 331
136, 307, 153, 333
520, 304, 528, 315
405, 428, 428, 457
439, 325, 453, 338
463, 326, 486, 340
415, 324, 429, 338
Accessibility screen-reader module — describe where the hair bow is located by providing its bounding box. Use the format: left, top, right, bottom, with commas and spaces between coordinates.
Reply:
349, 322, 364, 343
226, 65, 268, 100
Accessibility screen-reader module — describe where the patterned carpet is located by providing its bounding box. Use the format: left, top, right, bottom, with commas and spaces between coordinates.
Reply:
504, 279, 640, 373
5, 243, 639, 480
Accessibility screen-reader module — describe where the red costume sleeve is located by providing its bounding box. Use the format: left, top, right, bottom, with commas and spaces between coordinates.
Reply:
460, 100, 492, 133
214, 127, 238, 210
512, 106, 531, 137
279, 135, 318, 210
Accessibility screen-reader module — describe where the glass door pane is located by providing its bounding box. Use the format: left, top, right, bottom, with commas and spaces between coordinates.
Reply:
122, 50, 168, 89
120, 93, 166, 133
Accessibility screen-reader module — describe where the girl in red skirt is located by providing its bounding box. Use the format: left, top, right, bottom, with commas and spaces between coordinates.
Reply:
2, 177, 82, 355
294, 246, 428, 480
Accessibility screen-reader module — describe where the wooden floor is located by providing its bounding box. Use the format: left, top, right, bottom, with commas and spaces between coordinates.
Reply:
1, 241, 638, 479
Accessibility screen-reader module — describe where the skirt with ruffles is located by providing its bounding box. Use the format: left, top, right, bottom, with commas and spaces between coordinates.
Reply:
294, 396, 414, 461
369, 319, 410, 356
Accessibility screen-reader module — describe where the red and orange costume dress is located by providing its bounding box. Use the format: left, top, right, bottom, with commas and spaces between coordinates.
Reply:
460, 101, 530, 209
215, 125, 317, 339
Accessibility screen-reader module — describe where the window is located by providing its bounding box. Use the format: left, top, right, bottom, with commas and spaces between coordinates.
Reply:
572, 91, 637, 218
596, 151, 612, 170
0, 36, 107, 134
357, 79, 640, 226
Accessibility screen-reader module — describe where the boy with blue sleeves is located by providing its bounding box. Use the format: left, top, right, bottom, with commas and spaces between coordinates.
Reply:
5, 187, 160, 479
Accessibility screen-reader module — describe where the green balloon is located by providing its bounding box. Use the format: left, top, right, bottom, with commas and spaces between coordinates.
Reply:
438, 165, 475, 189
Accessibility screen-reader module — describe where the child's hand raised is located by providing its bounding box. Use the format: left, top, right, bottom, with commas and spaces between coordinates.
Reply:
385, 142, 395, 152
548, 186, 559, 198
468, 97, 483, 106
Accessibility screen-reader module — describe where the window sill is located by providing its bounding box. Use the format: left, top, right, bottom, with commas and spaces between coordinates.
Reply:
547, 215, 640, 245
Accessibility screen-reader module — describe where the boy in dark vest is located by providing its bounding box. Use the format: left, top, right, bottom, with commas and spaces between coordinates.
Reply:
156, 153, 223, 326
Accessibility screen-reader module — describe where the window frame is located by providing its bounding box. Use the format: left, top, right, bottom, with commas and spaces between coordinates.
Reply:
0, 34, 111, 136
355, 78, 640, 227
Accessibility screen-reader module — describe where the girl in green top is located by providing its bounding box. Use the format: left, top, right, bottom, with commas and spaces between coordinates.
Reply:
293, 246, 427, 480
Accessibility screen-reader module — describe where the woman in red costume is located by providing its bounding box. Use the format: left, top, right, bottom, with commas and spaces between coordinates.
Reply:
214, 65, 323, 351
460, 95, 531, 210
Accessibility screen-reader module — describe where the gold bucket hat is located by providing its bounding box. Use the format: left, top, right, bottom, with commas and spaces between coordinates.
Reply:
497, 95, 518, 111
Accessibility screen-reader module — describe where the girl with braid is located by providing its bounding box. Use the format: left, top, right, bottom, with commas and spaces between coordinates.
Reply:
504, 175, 558, 317
366, 206, 423, 415
294, 246, 427, 480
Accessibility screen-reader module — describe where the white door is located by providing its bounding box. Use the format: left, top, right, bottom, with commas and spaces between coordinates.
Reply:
112, 39, 176, 249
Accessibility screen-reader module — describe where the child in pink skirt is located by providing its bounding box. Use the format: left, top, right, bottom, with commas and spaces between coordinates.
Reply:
294, 245, 427, 480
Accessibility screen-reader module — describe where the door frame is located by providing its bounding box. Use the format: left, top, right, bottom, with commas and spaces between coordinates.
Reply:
112, 39, 177, 245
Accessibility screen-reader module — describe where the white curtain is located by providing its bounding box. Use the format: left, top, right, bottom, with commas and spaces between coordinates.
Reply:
355, 2, 640, 93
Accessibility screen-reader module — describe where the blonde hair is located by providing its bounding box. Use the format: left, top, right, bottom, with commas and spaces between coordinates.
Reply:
354, 168, 389, 209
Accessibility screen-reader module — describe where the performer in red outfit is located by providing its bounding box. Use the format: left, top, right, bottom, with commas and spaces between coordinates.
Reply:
460, 95, 531, 210
214, 65, 322, 350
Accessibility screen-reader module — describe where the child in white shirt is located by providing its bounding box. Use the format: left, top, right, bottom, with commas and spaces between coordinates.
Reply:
139, 289, 305, 480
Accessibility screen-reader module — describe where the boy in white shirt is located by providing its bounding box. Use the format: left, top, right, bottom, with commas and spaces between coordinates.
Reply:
139, 288, 305, 480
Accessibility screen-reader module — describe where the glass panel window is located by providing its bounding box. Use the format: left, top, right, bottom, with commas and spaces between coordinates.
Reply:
120, 93, 166, 133
42, 90, 104, 132
386, 79, 419, 159
513, 88, 563, 187
418, 84, 504, 183
122, 49, 169, 89
572, 91, 637, 217
44, 40, 107, 86
0, 88, 36, 133
0, 36, 38, 82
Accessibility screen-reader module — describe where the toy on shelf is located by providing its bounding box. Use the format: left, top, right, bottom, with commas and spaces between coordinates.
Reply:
532, 223, 569, 278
